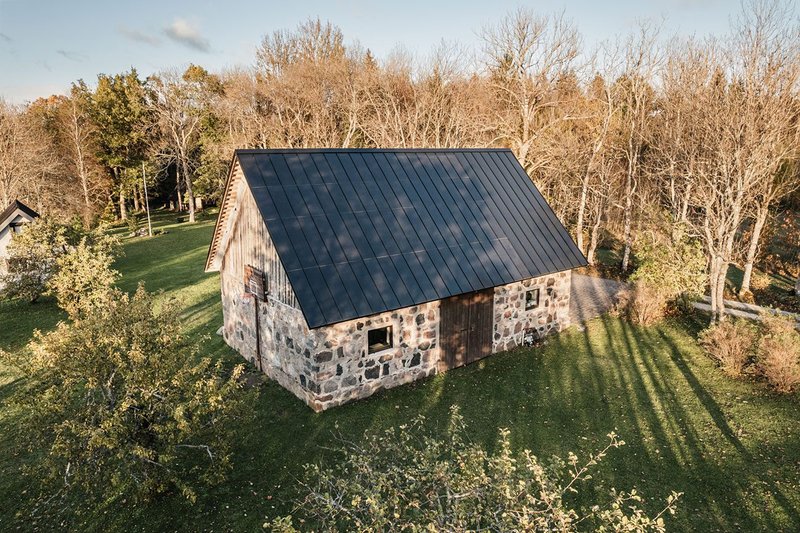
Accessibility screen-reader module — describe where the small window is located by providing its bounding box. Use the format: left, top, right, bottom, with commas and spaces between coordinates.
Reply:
367, 326, 393, 354
525, 289, 540, 311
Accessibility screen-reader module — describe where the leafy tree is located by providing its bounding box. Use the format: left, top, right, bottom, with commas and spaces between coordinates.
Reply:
269, 408, 681, 532
630, 225, 707, 302
46, 236, 119, 319
1, 286, 255, 506
88, 69, 150, 220
147, 65, 223, 222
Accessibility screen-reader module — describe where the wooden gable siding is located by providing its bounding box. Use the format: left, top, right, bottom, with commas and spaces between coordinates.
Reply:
221, 174, 299, 309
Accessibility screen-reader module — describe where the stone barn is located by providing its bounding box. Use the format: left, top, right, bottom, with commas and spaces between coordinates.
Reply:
205, 149, 586, 411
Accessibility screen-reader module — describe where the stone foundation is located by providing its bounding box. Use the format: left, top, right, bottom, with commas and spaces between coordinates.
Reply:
222, 269, 571, 411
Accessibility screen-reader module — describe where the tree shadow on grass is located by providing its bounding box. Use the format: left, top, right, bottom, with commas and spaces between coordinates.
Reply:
654, 325, 800, 529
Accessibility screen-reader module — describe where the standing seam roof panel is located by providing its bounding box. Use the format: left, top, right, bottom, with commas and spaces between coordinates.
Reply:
456, 152, 550, 277
387, 154, 473, 296
444, 153, 527, 282
399, 153, 480, 294
232, 149, 586, 328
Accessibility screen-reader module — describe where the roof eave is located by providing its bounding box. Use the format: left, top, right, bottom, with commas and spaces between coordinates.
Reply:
204, 153, 241, 273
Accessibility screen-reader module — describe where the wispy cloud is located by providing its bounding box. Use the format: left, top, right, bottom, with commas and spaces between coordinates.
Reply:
163, 18, 210, 52
119, 26, 162, 47
56, 49, 87, 62
0, 33, 11, 43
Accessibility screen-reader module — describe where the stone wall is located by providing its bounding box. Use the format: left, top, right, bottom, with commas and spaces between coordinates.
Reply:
222, 266, 572, 411
492, 270, 571, 353
307, 302, 439, 411
221, 268, 319, 406
221, 271, 440, 411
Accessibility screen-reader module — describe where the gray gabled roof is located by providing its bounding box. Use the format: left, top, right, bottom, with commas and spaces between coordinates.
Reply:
234, 148, 586, 329
0, 199, 38, 229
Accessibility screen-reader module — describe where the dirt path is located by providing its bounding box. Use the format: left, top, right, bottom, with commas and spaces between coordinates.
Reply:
569, 273, 625, 325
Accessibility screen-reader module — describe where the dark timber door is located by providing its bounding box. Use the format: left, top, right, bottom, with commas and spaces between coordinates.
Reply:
439, 288, 494, 371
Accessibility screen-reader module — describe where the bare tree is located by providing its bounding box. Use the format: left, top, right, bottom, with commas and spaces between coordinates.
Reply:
0, 101, 33, 207
148, 66, 219, 223
480, 8, 580, 171
614, 24, 661, 272
57, 86, 106, 225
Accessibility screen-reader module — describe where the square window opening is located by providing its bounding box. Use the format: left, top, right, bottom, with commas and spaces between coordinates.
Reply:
367, 326, 393, 354
525, 289, 540, 311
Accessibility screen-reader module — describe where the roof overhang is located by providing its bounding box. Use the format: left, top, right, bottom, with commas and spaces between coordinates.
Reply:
0, 200, 39, 231
204, 154, 242, 272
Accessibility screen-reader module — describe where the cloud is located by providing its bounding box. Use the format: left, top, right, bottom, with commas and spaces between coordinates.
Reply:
56, 49, 87, 62
163, 18, 209, 52
0, 33, 11, 43
119, 26, 162, 47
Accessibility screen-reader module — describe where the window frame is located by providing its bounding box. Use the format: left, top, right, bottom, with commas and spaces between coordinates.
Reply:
524, 288, 541, 311
367, 325, 394, 355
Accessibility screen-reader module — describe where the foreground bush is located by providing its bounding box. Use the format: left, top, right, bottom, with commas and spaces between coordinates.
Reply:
757, 314, 800, 393
1, 285, 255, 507
698, 320, 758, 377
270, 408, 681, 532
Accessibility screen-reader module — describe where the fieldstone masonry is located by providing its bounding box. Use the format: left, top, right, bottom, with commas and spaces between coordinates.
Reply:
222, 266, 440, 411
492, 271, 572, 353
222, 267, 571, 411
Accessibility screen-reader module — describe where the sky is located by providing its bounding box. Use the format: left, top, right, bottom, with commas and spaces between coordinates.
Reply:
0, 0, 741, 104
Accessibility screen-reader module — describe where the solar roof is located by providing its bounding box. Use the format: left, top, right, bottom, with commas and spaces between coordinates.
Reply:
233, 148, 586, 328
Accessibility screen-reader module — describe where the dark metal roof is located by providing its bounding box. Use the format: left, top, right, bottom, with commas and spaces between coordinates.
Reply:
0, 199, 39, 228
235, 148, 586, 328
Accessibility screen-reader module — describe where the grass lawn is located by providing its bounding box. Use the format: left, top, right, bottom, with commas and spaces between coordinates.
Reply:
1, 210, 799, 531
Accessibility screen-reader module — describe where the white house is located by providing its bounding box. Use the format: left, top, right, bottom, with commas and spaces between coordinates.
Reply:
0, 200, 39, 276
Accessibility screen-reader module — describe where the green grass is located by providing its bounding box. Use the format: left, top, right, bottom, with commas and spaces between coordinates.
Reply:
1, 211, 799, 531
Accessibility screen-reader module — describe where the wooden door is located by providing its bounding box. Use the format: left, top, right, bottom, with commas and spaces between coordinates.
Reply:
439, 288, 494, 371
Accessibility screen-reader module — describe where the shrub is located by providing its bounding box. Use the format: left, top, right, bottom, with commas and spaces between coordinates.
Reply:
616, 282, 668, 326
749, 270, 773, 292
1, 285, 256, 507
698, 320, 757, 377
0, 217, 76, 302
127, 212, 140, 233
268, 408, 681, 532
46, 236, 120, 319
757, 314, 800, 393
630, 227, 707, 302
620, 226, 707, 326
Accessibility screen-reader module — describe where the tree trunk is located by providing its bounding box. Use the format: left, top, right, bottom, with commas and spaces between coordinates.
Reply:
740, 208, 769, 296
181, 159, 196, 223
716, 260, 728, 322
575, 173, 589, 254
795, 275, 800, 297
176, 167, 183, 212
133, 182, 140, 212
621, 170, 634, 272
709, 256, 721, 323
586, 204, 604, 266
119, 188, 127, 221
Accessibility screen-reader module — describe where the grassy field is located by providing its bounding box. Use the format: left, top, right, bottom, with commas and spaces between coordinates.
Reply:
1, 210, 799, 531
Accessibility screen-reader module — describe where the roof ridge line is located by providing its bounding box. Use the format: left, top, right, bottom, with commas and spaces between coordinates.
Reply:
235, 148, 513, 154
